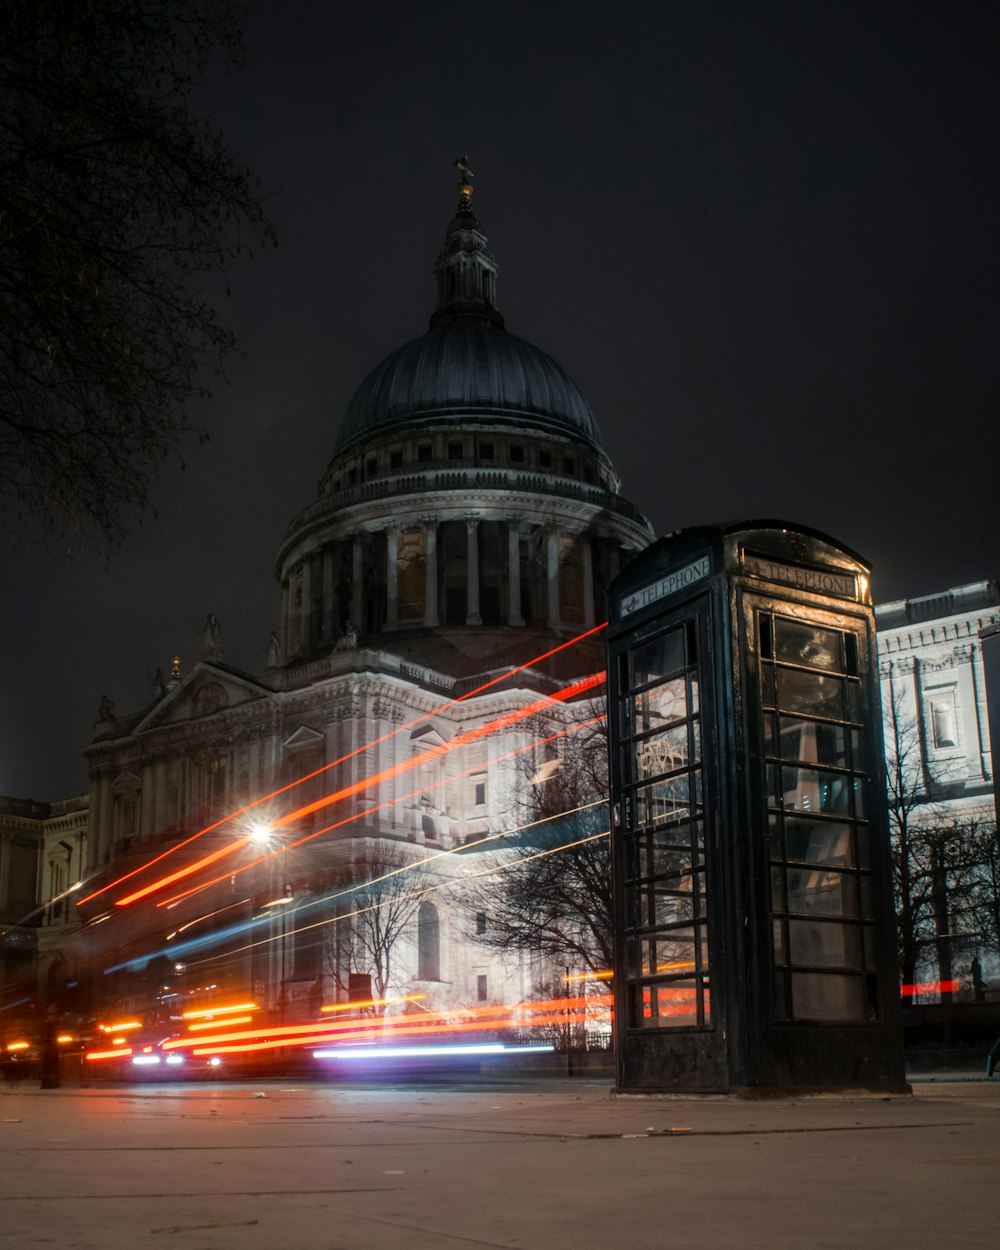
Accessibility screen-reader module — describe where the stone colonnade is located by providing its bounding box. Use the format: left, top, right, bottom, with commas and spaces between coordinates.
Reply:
281, 515, 599, 656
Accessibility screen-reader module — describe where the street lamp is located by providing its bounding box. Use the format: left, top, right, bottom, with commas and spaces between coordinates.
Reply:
245, 823, 272, 1012
245, 822, 290, 1023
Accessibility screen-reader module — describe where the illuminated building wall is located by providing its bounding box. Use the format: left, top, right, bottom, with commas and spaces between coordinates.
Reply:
65, 175, 652, 1026
877, 580, 999, 820
876, 580, 1000, 1005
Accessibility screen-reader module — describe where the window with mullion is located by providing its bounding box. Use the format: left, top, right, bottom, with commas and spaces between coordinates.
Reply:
760, 611, 875, 1024
620, 620, 711, 1030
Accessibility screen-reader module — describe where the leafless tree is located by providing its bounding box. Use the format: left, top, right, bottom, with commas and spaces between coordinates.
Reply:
0, 1, 275, 551
322, 839, 427, 1015
883, 667, 999, 991
471, 701, 613, 974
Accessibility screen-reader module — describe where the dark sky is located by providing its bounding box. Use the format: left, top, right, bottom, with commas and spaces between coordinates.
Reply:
2, 1, 997, 800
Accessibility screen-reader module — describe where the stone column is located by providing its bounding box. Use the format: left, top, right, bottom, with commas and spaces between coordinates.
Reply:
466, 516, 482, 626
507, 517, 524, 626
385, 524, 399, 629
321, 547, 335, 641
351, 534, 364, 630
139, 764, 154, 842
94, 773, 112, 869
969, 645, 992, 782
280, 580, 291, 658
154, 758, 168, 833
581, 532, 595, 627
300, 557, 313, 653
423, 517, 440, 627
546, 524, 560, 628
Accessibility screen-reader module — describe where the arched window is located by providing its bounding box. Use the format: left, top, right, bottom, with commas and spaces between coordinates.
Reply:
417, 901, 440, 981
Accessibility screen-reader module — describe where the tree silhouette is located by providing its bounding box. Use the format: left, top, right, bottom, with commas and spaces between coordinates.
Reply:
0, 0, 275, 550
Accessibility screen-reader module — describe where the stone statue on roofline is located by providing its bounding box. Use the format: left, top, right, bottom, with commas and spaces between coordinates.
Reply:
334, 621, 358, 651
200, 613, 224, 659
265, 630, 282, 668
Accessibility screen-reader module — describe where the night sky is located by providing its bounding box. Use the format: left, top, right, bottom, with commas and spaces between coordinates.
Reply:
2, 1, 996, 800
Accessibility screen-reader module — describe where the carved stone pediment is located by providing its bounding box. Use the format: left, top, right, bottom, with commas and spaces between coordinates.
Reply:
133, 663, 270, 732
283, 724, 325, 752
111, 769, 141, 795
409, 723, 447, 751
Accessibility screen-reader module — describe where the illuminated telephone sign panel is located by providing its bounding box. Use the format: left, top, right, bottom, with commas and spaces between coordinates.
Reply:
606, 522, 906, 1094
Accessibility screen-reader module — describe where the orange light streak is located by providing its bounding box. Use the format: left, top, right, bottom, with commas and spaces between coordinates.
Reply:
320, 994, 425, 1014
78, 623, 609, 907
187, 1015, 252, 1030
85, 1047, 133, 1061
266, 671, 605, 830
160, 993, 610, 1055
99, 1020, 141, 1033
193, 1005, 612, 1056
181, 1002, 258, 1019
6, 1041, 30, 1051
114, 836, 252, 908
155, 695, 607, 911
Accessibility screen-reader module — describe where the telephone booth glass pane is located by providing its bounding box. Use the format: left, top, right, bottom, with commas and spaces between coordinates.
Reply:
761, 612, 875, 1024
620, 621, 711, 1030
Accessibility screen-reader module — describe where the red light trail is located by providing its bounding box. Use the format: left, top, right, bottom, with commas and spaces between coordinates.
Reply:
113, 670, 605, 908
78, 623, 608, 908
899, 980, 960, 997
152, 714, 607, 917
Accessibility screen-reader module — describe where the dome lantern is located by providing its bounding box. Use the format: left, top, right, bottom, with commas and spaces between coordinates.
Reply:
429, 156, 504, 330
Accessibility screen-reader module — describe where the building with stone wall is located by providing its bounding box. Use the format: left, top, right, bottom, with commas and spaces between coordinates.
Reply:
63, 173, 652, 1033
876, 580, 1000, 1005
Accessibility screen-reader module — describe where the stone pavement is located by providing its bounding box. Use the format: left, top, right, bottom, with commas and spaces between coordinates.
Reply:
2, 1077, 999, 1249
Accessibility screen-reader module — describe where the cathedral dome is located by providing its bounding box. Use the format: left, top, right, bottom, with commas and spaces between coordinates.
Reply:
334, 169, 603, 457
335, 321, 602, 454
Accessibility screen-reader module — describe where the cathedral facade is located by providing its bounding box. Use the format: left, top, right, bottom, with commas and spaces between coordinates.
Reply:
67, 173, 652, 1028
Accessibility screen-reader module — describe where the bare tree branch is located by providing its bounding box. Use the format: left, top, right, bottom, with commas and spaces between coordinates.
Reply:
0, 0, 275, 552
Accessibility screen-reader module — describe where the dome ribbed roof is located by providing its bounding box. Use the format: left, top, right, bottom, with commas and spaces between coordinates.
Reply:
334, 321, 603, 453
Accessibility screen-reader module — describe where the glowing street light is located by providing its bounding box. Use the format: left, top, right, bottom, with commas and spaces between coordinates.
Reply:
247, 822, 273, 846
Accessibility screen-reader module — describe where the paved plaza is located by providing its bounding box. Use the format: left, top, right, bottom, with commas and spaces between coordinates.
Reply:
2, 1077, 999, 1249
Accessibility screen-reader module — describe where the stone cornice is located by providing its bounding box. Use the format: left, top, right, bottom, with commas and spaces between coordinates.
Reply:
276, 477, 652, 574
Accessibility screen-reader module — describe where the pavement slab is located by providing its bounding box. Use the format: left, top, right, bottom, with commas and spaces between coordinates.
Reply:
1, 1079, 998, 1249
